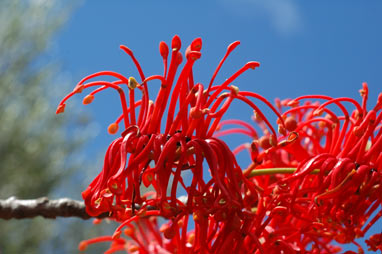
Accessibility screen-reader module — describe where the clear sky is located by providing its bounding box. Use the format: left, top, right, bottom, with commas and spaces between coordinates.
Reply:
56, 1, 382, 252
57, 1, 382, 148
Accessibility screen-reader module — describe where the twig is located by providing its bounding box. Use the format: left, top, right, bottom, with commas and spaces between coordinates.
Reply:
0, 195, 189, 220
0, 197, 108, 220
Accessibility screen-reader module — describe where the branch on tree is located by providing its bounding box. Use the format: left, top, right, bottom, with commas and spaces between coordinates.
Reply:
0, 196, 188, 220
0, 197, 109, 220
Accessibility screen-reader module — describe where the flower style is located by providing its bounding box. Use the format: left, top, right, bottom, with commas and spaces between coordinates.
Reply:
58, 36, 382, 253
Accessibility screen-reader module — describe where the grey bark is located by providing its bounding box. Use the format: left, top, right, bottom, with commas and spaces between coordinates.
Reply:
0, 197, 108, 220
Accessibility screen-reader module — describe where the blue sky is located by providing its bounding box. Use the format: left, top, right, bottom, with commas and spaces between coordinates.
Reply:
57, 1, 382, 146
55, 1, 382, 252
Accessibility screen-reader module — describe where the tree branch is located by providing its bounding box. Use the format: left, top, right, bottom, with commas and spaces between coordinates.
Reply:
0, 197, 108, 220
0, 196, 188, 220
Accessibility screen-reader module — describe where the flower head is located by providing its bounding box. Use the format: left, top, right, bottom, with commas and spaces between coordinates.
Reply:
57, 36, 264, 222
58, 36, 382, 253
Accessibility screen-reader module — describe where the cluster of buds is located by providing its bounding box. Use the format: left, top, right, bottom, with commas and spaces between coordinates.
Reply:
58, 36, 382, 253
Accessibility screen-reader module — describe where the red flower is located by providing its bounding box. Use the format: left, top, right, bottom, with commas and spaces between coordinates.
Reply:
58, 36, 382, 253
57, 35, 264, 222
230, 83, 382, 252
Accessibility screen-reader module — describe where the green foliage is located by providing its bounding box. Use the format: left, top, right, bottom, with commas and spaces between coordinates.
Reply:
0, 0, 72, 198
0, 1, 93, 253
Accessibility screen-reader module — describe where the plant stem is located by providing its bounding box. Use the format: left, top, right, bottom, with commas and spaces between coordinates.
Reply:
247, 168, 320, 178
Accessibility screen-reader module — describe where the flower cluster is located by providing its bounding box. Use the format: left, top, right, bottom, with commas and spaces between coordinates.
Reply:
58, 36, 382, 253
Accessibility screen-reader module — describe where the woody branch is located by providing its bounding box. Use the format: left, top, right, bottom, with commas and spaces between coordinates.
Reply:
0, 196, 187, 220
0, 197, 108, 220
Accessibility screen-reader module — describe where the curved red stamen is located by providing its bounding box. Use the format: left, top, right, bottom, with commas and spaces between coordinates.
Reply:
207, 41, 240, 95
206, 61, 260, 107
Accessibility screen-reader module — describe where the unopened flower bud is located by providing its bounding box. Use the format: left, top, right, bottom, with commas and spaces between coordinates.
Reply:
78, 241, 88, 251
190, 37, 202, 51
278, 125, 287, 136
83, 94, 94, 105
108, 123, 119, 135
285, 116, 297, 131
56, 104, 66, 114
190, 107, 203, 119
159, 41, 169, 59
171, 35, 181, 51
259, 136, 271, 149
112, 230, 121, 239
124, 227, 135, 237
246, 61, 260, 70
287, 100, 299, 107
74, 85, 84, 94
